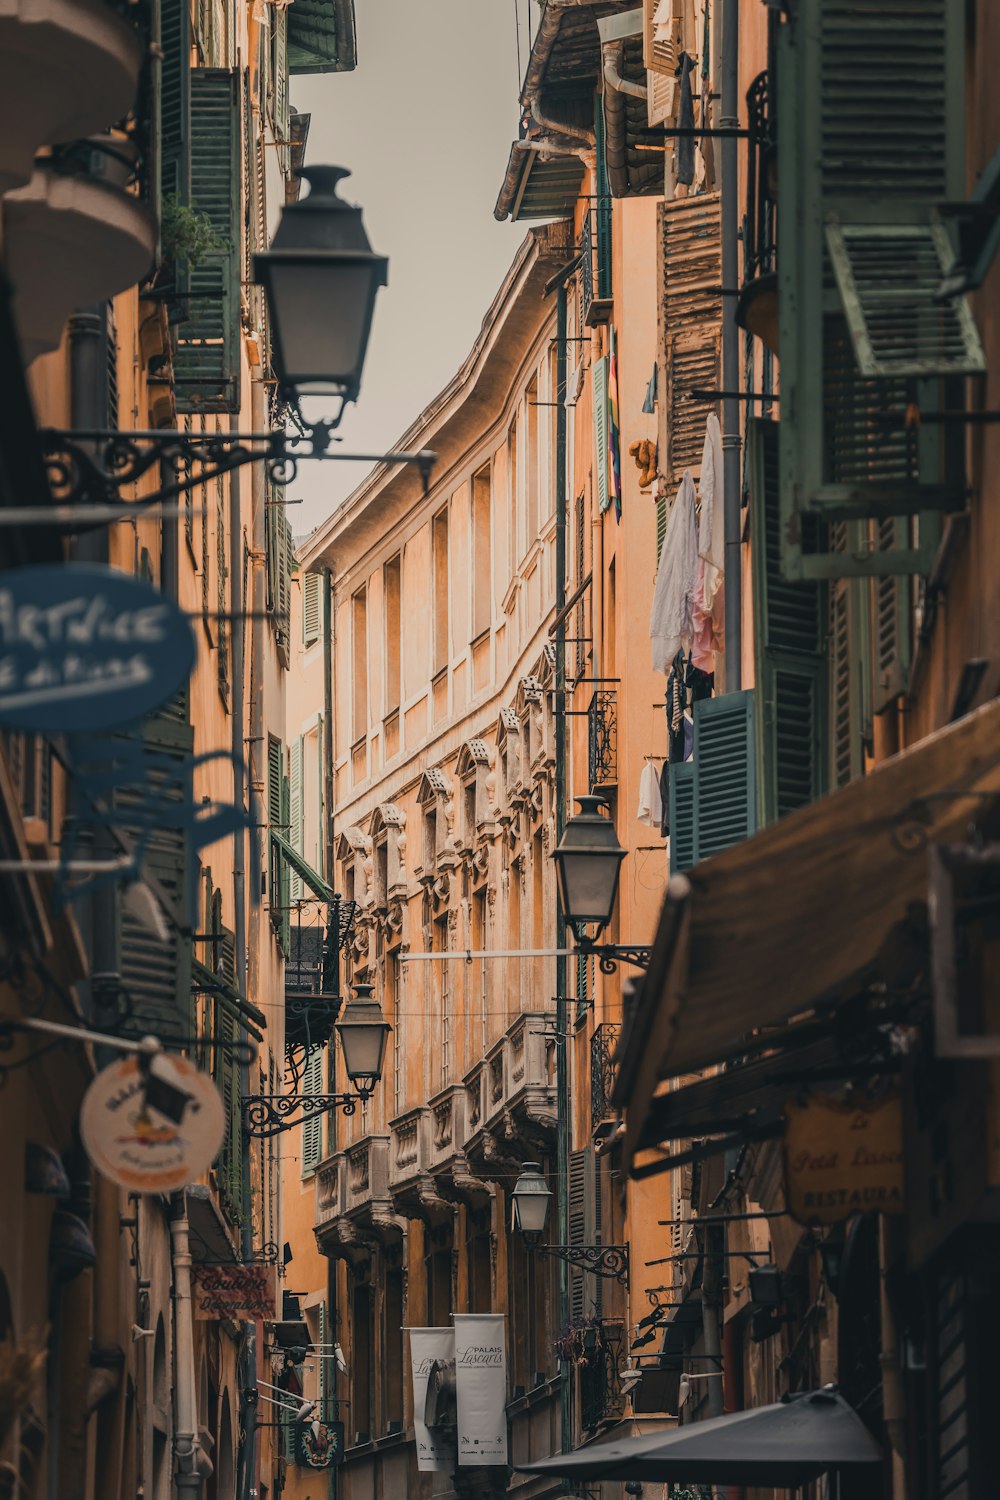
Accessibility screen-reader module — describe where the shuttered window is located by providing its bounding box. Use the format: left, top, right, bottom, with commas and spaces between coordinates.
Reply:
667, 693, 757, 872
594, 97, 613, 300
657, 194, 722, 495
568, 1148, 596, 1322
668, 761, 695, 875
266, 489, 293, 661
174, 69, 241, 413
777, 0, 974, 579
303, 571, 322, 647
749, 419, 828, 823
593, 357, 610, 514
289, 736, 303, 901
157, 0, 190, 299
301, 1048, 324, 1175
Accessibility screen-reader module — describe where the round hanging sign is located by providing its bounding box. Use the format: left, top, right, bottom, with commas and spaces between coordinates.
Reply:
0, 563, 195, 732
80, 1051, 226, 1194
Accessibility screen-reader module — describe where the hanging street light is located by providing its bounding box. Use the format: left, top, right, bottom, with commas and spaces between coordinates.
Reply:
253, 166, 388, 415
243, 982, 392, 1139
510, 1162, 629, 1284
552, 797, 652, 972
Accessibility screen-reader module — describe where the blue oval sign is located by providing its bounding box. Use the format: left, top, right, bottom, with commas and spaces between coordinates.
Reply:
0, 564, 196, 732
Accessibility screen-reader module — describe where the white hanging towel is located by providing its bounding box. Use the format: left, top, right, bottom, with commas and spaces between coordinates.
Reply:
697, 411, 725, 607
650, 469, 699, 673
637, 762, 663, 828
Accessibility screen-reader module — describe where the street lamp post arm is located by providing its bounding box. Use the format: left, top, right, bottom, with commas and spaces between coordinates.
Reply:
574, 931, 653, 973
536, 1243, 630, 1285
243, 1091, 365, 1139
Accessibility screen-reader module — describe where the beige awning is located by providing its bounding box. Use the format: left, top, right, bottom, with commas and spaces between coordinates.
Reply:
615, 697, 1000, 1172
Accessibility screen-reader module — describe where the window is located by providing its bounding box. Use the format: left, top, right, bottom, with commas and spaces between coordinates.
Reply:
351, 1281, 374, 1443
302, 571, 322, 648
383, 1261, 404, 1430
435, 915, 451, 1088
508, 417, 519, 563
472, 466, 492, 639
525, 376, 539, 546
384, 553, 401, 712
463, 780, 477, 848
301, 1048, 324, 1174
432, 508, 449, 673
422, 802, 437, 873
352, 586, 368, 741
388, 950, 403, 1119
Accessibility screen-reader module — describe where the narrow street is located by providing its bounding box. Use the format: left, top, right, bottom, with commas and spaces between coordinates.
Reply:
1, 3, 999, 1499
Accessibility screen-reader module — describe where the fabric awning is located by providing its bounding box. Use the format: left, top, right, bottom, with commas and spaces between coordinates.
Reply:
615, 697, 1000, 1170
516, 1390, 881, 1486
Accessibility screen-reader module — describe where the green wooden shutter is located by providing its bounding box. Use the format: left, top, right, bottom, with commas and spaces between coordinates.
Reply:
301, 1049, 324, 1175
777, 0, 971, 579
273, 5, 290, 175
594, 96, 612, 300
174, 69, 241, 413
289, 736, 303, 901
115, 705, 194, 1041
872, 518, 912, 712
157, 0, 190, 299
692, 692, 757, 863
593, 357, 609, 514
315, 714, 325, 877
750, 419, 829, 823
668, 761, 695, 874
280, 765, 291, 952
303, 572, 322, 647
568, 1148, 588, 1321
216, 922, 243, 1220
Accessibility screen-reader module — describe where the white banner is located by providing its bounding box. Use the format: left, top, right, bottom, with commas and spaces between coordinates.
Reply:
408, 1327, 456, 1472
454, 1313, 508, 1466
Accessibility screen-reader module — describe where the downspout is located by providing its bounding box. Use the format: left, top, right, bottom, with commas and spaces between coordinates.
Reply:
700, 1225, 725, 1419
602, 44, 648, 101
721, 0, 742, 691
323, 567, 335, 881
170, 1197, 204, 1500
554, 279, 571, 1454
529, 99, 596, 148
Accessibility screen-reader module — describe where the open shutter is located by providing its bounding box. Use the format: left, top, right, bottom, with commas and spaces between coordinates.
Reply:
216, 922, 243, 1219
315, 714, 325, 876
777, 0, 972, 579
303, 572, 322, 646
174, 69, 241, 413
594, 99, 613, 301
301, 1049, 323, 1174
872, 518, 912, 712
157, 0, 190, 299
668, 760, 695, 874
750, 419, 828, 823
568, 1147, 588, 1321
116, 707, 195, 1042
657, 195, 721, 494
273, 5, 290, 174
692, 692, 757, 863
593, 357, 610, 514
289, 736, 303, 900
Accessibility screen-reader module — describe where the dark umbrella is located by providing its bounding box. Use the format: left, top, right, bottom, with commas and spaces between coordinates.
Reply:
515, 1390, 881, 1488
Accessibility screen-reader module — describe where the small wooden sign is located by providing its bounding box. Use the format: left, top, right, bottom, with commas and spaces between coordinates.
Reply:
783, 1092, 904, 1225
191, 1264, 275, 1322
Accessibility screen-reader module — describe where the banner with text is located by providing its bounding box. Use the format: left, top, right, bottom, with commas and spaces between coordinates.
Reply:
454, 1313, 508, 1466
409, 1327, 456, 1472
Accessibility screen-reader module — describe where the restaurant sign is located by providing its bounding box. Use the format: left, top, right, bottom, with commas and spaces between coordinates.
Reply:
0, 563, 195, 731
783, 1092, 904, 1225
191, 1263, 275, 1322
80, 1052, 225, 1194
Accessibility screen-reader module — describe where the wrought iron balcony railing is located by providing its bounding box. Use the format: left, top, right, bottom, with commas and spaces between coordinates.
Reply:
591, 1023, 621, 1127
588, 690, 617, 793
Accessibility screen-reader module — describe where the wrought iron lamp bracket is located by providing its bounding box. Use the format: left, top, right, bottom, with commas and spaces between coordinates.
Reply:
243, 1090, 368, 1139
537, 1243, 630, 1285
574, 928, 653, 974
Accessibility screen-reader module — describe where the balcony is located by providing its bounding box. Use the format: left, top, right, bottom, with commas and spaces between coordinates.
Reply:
313, 1136, 402, 1256
0, 0, 141, 197
588, 690, 617, 793
736, 70, 778, 354
590, 1023, 621, 1131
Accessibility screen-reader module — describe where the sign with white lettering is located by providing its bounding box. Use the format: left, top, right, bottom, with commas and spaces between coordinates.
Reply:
0, 563, 195, 731
783, 1092, 905, 1225
191, 1264, 275, 1322
409, 1327, 456, 1472
454, 1313, 508, 1466
80, 1053, 225, 1194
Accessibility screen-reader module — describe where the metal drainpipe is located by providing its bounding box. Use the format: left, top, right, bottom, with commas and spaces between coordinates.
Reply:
170, 1196, 204, 1500
553, 280, 571, 1454
700, 1225, 725, 1419
721, 0, 742, 692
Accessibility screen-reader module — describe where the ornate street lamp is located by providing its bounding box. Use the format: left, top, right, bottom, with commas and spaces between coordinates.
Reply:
510, 1162, 629, 1285
243, 982, 391, 1139
253, 166, 388, 414
552, 798, 652, 972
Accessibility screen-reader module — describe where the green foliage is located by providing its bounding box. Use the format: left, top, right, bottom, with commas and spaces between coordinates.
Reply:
160, 193, 228, 270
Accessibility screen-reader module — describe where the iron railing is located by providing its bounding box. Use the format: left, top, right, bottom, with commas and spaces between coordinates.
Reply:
591, 1023, 621, 1125
579, 1320, 625, 1433
588, 690, 617, 792
742, 70, 776, 287
579, 210, 595, 323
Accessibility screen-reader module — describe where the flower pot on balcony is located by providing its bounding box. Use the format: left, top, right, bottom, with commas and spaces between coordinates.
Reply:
0, 0, 140, 197
4, 161, 155, 364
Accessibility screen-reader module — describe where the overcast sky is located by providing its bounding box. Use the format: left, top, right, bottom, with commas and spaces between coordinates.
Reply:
288, 0, 533, 534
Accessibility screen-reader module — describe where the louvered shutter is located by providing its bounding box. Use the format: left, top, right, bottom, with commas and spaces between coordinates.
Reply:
116, 708, 194, 1041
872, 518, 912, 712
568, 1148, 588, 1321
303, 572, 322, 646
828, 559, 872, 789
301, 1049, 324, 1174
216, 923, 243, 1219
692, 692, 757, 862
315, 714, 325, 876
594, 99, 612, 300
289, 736, 303, 901
157, 0, 190, 301
174, 69, 241, 413
777, 0, 973, 579
318, 1300, 328, 1412
657, 195, 721, 493
750, 419, 829, 823
668, 760, 695, 874
273, 5, 290, 174
593, 357, 610, 514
